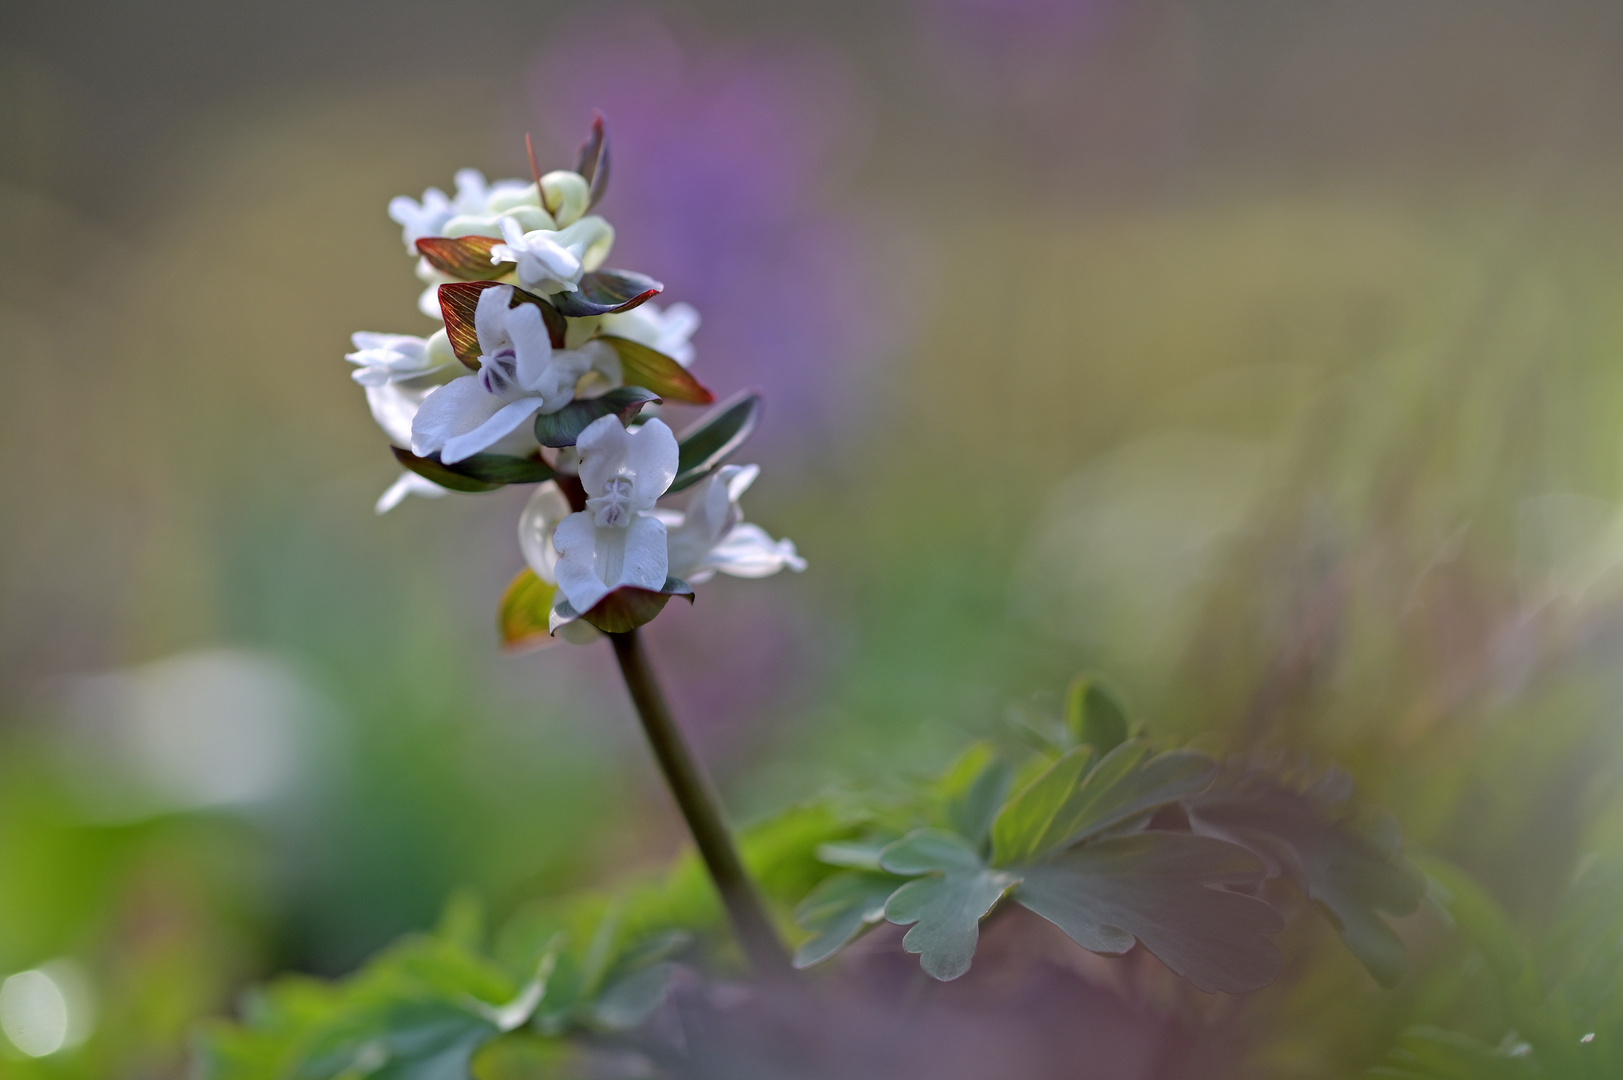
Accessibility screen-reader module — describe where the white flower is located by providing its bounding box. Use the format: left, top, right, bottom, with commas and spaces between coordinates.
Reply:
388, 187, 453, 251
345, 329, 455, 387
390, 169, 556, 251
660, 465, 806, 582
599, 302, 702, 367
550, 416, 679, 622
518, 482, 603, 644
409, 286, 611, 464
491, 216, 615, 295
375, 471, 448, 515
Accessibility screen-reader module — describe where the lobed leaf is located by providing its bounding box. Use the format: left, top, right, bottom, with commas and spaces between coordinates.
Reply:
1186, 769, 1425, 987
498, 568, 559, 653
990, 746, 1096, 867
1015, 832, 1283, 994
879, 829, 1019, 980
439, 282, 566, 368
792, 872, 903, 969
534, 387, 661, 448
600, 336, 715, 405
991, 741, 1214, 868
415, 235, 514, 281
548, 269, 663, 318
670, 392, 763, 493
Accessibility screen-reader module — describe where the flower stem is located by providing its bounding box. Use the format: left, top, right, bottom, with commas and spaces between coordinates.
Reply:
608, 628, 792, 976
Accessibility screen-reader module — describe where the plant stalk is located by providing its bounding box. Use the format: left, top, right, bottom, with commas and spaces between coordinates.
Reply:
608, 628, 792, 976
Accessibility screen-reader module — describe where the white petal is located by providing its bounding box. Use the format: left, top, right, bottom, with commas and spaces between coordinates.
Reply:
439, 398, 544, 463
365, 380, 432, 446
552, 512, 611, 613
505, 303, 557, 392
410, 377, 541, 462
618, 514, 671, 591
475, 284, 515, 352
375, 471, 447, 514
721, 463, 759, 502
419, 283, 445, 320
576, 415, 632, 497
518, 482, 572, 583
706, 524, 807, 578
625, 419, 679, 510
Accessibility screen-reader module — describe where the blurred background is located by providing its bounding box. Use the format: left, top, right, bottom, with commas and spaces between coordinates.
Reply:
5, 0, 1623, 1075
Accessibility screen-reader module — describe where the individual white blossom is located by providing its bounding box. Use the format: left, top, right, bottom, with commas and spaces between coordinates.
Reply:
491, 216, 615, 296
345, 329, 455, 386
550, 416, 679, 624
599, 302, 702, 367
659, 465, 806, 582
388, 186, 453, 251
410, 286, 613, 464
518, 482, 604, 644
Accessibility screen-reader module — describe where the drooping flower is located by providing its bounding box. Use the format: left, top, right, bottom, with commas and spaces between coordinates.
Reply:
345, 329, 455, 386
345, 330, 459, 511
410, 286, 614, 464
550, 415, 678, 622
491, 216, 615, 296
660, 465, 806, 582
599, 301, 702, 367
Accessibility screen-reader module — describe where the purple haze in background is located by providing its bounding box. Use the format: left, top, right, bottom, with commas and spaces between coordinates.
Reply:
528, 18, 870, 759
528, 16, 894, 447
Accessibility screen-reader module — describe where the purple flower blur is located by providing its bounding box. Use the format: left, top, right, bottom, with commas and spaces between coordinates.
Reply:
528, 17, 897, 447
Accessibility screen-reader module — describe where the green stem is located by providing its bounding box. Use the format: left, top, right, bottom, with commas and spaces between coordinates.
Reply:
608, 628, 792, 976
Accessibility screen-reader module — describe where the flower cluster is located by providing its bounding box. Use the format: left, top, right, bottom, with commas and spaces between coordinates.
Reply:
346, 120, 803, 643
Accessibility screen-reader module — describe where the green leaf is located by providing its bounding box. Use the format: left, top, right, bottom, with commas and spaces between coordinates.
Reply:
990, 746, 1096, 867
439, 281, 566, 367
1186, 769, 1425, 988
991, 741, 1214, 867
1065, 673, 1130, 755
548, 269, 663, 317
196, 936, 546, 1080
1015, 832, 1282, 994
533, 387, 661, 448
392, 446, 556, 492
415, 235, 514, 281
670, 392, 763, 492
792, 872, 902, 968
571, 577, 694, 634
498, 568, 558, 653
1052, 742, 1214, 847
391, 447, 502, 493
599, 335, 715, 405
880, 830, 1019, 980
947, 754, 1015, 851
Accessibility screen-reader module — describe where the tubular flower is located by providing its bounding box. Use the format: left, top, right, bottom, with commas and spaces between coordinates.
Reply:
599, 301, 702, 367
410, 286, 611, 464
550, 415, 679, 624
491, 216, 616, 295
346, 330, 455, 386
661, 465, 806, 582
